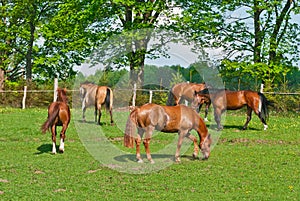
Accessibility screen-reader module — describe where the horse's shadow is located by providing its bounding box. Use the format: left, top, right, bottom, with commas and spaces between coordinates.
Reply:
76, 119, 111, 126
114, 154, 175, 163
35, 144, 62, 155
114, 153, 199, 163
207, 124, 260, 131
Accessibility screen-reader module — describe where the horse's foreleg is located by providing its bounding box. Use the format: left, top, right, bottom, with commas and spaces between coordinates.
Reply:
82, 99, 86, 122
51, 125, 57, 154
204, 103, 210, 122
175, 130, 188, 162
82, 107, 86, 122
242, 106, 252, 130
185, 133, 199, 159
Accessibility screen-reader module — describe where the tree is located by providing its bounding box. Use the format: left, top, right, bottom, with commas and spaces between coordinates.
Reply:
43, 0, 197, 87
0, 0, 61, 89
179, 0, 300, 88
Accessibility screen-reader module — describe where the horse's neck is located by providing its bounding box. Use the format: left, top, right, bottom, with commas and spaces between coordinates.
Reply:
57, 94, 68, 103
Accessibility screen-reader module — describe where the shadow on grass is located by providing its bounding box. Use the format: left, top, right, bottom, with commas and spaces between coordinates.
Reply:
35, 144, 63, 155
208, 124, 260, 131
114, 153, 175, 163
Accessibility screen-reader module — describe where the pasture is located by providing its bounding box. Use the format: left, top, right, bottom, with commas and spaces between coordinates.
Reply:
0, 107, 299, 200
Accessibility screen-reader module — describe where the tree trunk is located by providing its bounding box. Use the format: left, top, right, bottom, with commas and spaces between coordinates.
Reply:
0, 69, 5, 92
25, 21, 35, 83
253, 0, 262, 64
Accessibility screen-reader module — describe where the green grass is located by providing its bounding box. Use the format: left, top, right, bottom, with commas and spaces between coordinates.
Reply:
0, 108, 299, 200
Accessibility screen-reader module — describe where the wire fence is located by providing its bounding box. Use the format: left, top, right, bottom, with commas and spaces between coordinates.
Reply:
0, 82, 300, 110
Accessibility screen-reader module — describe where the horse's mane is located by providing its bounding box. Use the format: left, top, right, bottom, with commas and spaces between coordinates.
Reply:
198, 88, 227, 95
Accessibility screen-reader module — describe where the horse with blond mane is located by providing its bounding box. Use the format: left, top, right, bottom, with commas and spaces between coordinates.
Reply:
167, 82, 211, 121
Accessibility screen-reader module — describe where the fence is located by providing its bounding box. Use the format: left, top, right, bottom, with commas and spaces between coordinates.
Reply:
0, 82, 299, 110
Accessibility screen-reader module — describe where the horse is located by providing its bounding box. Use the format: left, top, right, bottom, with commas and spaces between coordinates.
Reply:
193, 88, 270, 130
167, 82, 211, 121
41, 88, 71, 154
80, 82, 114, 125
124, 103, 212, 163
95, 85, 114, 125
79, 82, 98, 122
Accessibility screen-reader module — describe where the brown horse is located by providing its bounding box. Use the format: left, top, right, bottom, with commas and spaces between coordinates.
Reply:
193, 88, 270, 130
167, 82, 211, 121
79, 82, 98, 122
95, 86, 114, 125
80, 82, 114, 125
41, 88, 71, 154
124, 103, 212, 163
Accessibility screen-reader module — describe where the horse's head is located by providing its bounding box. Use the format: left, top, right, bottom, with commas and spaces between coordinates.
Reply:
191, 91, 209, 111
57, 88, 68, 103
200, 134, 212, 160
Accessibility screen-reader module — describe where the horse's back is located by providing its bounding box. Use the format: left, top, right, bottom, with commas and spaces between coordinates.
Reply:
95, 86, 108, 104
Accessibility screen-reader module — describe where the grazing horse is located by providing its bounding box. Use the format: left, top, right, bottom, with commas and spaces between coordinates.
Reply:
41, 88, 71, 154
79, 82, 98, 122
193, 88, 270, 130
167, 82, 211, 121
124, 103, 212, 163
95, 85, 114, 125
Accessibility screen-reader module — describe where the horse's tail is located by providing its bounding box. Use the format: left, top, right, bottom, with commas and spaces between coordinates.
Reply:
258, 92, 269, 122
41, 103, 60, 134
124, 109, 137, 148
166, 87, 175, 106
105, 87, 113, 111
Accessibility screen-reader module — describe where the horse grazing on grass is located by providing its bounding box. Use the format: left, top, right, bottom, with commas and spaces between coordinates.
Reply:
41, 88, 71, 154
193, 88, 270, 130
124, 103, 212, 163
167, 82, 211, 121
80, 82, 114, 125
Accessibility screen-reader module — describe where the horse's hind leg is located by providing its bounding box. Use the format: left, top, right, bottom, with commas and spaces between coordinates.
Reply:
135, 129, 144, 163
51, 125, 57, 154
59, 124, 68, 153
242, 106, 252, 130
109, 109, 114, 126
143, 127, 154, 164
214, 109, 223, 130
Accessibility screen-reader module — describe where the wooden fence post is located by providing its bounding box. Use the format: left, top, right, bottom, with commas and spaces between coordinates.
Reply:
149, 90, 153, 103
22, 86, 27, 109
260, 83, 264, 93
132, 83, 136, 107
53, 78, 58, 102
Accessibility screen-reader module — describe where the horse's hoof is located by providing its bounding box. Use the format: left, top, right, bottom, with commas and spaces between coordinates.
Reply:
192, 153, 198, 159
150, 160, 155, 164
59, 149, 64, 153
175, 157, 181, 163
51, 152, 56, 155
137, 159, 143, 163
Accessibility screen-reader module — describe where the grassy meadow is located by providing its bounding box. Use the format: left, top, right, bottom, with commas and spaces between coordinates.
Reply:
0, 107, 299, 200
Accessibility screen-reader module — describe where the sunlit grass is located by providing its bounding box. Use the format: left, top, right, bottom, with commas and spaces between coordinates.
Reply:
0, 108, 299, 200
